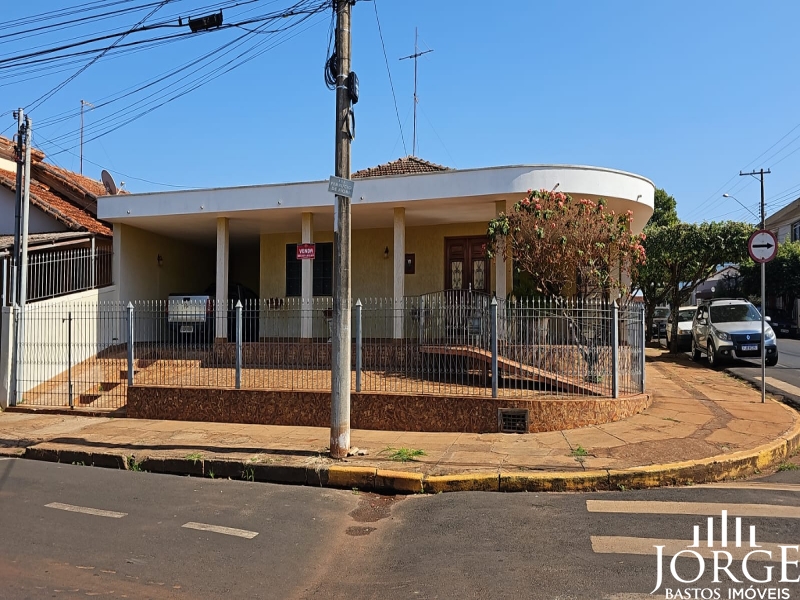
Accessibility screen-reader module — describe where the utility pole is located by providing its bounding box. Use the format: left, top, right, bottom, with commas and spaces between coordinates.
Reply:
331, 0, 354, 459
740, 168, 771, 404
10, 109, 24, 307
80, 99, 93, 175
399, 28, 432, 157
10, 112, 31, 408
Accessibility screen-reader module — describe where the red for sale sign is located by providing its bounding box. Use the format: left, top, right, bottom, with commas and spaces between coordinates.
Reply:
297, 243, 316, 260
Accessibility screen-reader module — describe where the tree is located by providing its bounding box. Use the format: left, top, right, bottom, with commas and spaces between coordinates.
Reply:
487, 189, 645, 299
487, 189, 646, 382
739, 240, 800, 310
631, 188, 678, 340
645, 221, 754, 352
649, 188, 679, 228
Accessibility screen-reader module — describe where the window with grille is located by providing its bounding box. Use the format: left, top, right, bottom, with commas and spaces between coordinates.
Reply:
285, 243, 333, 297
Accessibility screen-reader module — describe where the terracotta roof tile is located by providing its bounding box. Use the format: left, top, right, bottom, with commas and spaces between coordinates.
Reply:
0, 168, 112, 237
352, 156, 451, 179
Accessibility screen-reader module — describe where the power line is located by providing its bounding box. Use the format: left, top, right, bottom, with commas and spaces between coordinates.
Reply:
372, 0, 406, 156
685, 121, 800, 222
27, 0, 172, 114
35, 132, 192, 189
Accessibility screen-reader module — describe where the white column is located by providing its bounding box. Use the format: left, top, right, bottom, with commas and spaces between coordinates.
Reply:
301, 212, 314, 338
495, 200, 508, 299
393, 207, 405, 338
215, 217, 229, 341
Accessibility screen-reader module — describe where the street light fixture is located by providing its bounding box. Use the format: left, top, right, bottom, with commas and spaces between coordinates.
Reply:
722, 193, 759, 221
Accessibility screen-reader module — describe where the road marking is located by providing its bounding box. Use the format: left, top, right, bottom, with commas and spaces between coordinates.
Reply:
701, 482, 800, 492
592, 536, 793, 561
181, 522, 258, 539
45, 502, 127, 519
586, 500, 800, 519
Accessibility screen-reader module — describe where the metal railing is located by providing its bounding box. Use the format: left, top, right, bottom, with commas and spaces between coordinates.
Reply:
1, 245, 113, 305
12, 295, 646, 408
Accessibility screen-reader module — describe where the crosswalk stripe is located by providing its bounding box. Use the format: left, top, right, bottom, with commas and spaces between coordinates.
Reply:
591, 536, 795, 561
700, 482, 800, 492
45, 502, 127, 519
586, 500, 800, 519
181, 522, 258, 539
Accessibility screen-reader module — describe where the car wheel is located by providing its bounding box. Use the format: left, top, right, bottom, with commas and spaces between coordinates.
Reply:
707, 340, 719, 368
766, 356, 778, 367
692, 338, 702, 361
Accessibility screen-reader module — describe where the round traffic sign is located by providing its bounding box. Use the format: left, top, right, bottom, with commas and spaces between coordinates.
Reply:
748, 229, 778, 263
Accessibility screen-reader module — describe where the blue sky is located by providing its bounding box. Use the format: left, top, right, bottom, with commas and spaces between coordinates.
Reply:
3, 0, 800, 225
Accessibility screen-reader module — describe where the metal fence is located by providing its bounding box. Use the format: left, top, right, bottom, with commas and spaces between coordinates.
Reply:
1, 245, 113, 305
12, 294, 645, 408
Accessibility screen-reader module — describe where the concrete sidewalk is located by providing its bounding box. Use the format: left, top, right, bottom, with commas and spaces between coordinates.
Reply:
1, 348, 799, 493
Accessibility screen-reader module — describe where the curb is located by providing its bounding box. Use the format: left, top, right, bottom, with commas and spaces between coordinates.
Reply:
17, 403, 800, 494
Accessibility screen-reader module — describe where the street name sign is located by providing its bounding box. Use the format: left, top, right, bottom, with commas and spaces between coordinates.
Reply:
747, 229, 778, 263
328, 176, 354, 198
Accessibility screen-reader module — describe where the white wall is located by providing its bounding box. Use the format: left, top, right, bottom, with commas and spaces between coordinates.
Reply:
0, 186, 68, 235
114, 223, 215, 302
8, 286, 119, 403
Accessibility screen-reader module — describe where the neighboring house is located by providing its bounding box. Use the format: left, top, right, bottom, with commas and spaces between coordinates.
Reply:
767, 196, 800, 244
766, 198, 800, 321
97, 156, 655, 338
0, 136, 113, 305
691, 265, 742, 304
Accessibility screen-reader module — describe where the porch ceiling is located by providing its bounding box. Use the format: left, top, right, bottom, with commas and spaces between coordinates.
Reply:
99, 164, 656, 244
107, 194, 503, 244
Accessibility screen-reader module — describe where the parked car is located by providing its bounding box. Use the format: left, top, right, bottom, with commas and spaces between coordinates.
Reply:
691, 298, 778, 367
167, 293, 213, 342
762, 308, 797, 339
652, 306, 670, 340
666, 305, 697, 351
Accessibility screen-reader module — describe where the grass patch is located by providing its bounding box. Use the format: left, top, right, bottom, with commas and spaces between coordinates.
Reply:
241, 467, 255, 482
185, 452, 203, 464
383, 447, 426, 462
777, 462, 799, 472
127, 456, 142, 472
207, 468, 215, 479
570, 445, 589, 457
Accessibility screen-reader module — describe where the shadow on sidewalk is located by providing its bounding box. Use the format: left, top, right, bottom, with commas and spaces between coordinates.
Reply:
27, 436, 326, 458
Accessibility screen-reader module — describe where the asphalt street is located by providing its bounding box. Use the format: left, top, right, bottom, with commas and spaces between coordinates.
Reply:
660, 335, 800, 394
2, 459, 800, 599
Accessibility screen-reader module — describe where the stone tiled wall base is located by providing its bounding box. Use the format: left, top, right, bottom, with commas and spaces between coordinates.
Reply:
127, 387, 650, 433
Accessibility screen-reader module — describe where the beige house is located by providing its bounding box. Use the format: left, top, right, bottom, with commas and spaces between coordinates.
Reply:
97, 157, 655, 338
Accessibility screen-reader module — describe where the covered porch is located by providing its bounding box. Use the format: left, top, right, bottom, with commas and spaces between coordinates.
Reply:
99, 161, 655, 342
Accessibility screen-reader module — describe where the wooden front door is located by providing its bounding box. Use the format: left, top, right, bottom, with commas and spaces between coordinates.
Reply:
445, 237, 488, 292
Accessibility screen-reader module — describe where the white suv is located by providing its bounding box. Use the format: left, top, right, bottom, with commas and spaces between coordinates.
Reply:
691, 299, 778, 367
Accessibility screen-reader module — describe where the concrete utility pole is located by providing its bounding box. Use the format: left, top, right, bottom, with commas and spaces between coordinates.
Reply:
740, 168, 771, 404
10, 109, 24, 306
400, 28, 433, 157
331, 0, 353, 459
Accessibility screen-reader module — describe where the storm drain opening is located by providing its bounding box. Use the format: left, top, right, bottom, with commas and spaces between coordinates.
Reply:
498, 408, 529, 433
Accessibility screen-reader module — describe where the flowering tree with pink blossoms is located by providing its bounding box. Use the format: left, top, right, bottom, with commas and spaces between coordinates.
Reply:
487, 189, 645, 300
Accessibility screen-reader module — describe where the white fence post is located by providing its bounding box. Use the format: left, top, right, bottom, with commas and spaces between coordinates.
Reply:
491, 297, 498, 398
355, 299, 362, 393
612, 300, 619, 399
127, 302, 134, 387
235, 300, 242, 390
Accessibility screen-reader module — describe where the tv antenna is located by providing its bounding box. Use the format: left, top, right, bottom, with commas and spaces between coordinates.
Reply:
80, 99, 94, 175
399, 28, 433, 157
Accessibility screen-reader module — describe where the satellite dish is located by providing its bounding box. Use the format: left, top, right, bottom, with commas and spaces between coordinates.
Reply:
101, 170, 118, 195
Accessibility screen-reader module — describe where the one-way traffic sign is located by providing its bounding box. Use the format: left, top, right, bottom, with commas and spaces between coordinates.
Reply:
747, 229, 778, 263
